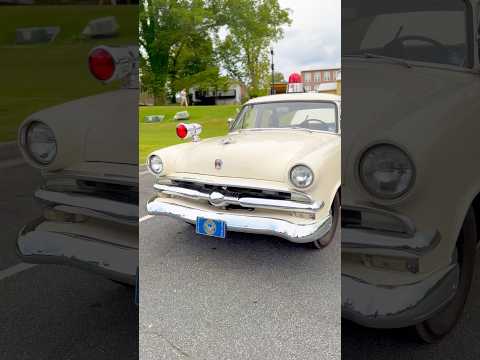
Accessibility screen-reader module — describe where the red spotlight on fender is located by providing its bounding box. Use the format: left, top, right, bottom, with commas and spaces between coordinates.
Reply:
176, 123, 188, 139
175, 123, 202, 142
89, 48, 115, 82
88, 45, 138, 84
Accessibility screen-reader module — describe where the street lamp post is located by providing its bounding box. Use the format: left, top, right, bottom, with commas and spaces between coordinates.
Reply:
270, 48, 275, 95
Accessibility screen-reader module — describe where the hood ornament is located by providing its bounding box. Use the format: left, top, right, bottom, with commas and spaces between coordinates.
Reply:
221, 137, 235, 145
215, 159, 223, 170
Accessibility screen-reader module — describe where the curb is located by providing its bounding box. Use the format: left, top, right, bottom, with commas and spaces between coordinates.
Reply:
0, 141, 21, 162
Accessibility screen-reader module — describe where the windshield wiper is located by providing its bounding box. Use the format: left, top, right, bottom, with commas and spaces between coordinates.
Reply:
345, 53, 412, 68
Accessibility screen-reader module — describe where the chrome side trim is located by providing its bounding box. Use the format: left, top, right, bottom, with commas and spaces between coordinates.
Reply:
342, 205, 416, 236
342, 264, 459, 328
44, 170, 137, 186
341, 227, 440, 255
154, 183, 323, 214
35, 189, 138, 224
146, 196, 332, 243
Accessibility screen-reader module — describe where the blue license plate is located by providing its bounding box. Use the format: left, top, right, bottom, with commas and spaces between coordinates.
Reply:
196, 217, 226, 238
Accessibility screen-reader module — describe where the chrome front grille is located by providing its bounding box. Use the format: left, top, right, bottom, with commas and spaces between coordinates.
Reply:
156, 180, 322, 214
171, 180, 293, 202
76, 179, 138, 204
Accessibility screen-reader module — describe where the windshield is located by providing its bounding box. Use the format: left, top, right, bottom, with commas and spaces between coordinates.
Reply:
343, 0, 470, 67
232, 101, 338, 133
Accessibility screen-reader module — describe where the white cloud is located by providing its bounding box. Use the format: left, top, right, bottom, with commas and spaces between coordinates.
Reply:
274, 0, 341, 77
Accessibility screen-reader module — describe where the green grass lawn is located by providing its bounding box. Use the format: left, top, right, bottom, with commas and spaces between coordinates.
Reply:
139, 105, 239, 163
0, 5, 137, 142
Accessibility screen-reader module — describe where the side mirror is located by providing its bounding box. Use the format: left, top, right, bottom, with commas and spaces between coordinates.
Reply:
227, 117, 235, 129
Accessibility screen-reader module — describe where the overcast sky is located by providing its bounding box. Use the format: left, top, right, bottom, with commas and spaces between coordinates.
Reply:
274, 0, 341, 77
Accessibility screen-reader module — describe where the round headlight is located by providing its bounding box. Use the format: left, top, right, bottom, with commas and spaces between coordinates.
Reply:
290, 165, 314, 188
359, 144, 415, 199
25, 121, 57, 165
148, 155, 164, 174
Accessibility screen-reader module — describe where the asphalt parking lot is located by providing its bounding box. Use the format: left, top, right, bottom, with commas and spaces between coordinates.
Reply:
5, 160, 478, 360
0, 160, 138, 360
139, 170, 341, 360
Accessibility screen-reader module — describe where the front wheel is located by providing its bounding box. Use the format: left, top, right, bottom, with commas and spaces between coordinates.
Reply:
415, 206, 477, 343
308, 192, 340, 249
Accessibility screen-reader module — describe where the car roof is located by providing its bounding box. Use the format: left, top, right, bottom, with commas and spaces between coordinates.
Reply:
246, 92, 341, 105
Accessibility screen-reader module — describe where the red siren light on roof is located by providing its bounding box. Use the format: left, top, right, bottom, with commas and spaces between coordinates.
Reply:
287, 72, 304, 93
288, 73, 302, 84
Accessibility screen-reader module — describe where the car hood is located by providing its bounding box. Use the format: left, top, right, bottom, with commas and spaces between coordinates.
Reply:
342, 58, 479, 195
28, 89, 138, 170
167, 129, 338, 182
82, 90, 138, 165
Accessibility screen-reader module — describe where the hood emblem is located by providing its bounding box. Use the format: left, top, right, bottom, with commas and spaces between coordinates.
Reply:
215, 159, 223, 170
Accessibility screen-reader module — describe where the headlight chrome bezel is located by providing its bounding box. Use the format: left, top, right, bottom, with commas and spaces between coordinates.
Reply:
22, 121, 57, 166
148, 154, 164, 175
358, 142, 416, 200
289, 164, 315, 189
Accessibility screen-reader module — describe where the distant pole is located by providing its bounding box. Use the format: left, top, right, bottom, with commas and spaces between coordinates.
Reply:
270, 48, 275, 95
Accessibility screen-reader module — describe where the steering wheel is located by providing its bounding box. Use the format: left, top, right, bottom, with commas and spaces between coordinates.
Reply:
384, 35, 450, 60
296, 119, 330, 131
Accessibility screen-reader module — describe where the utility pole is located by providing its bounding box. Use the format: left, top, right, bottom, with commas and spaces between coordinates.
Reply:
270, 48, 275, 95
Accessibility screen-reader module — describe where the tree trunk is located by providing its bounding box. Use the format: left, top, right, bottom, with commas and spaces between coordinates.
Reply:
153, 95, 164, 106
153, 89, 166, 105
152, 71, 167, 105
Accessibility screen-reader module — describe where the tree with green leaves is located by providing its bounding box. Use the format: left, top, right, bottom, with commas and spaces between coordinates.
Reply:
273, 71, 286, 83
140, 0, 290, 104
215, 0, 291, 97
168, 32, 230, 101
139, 0, 220, 104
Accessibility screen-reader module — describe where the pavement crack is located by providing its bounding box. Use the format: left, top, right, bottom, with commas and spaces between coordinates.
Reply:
145, 330, 190, 358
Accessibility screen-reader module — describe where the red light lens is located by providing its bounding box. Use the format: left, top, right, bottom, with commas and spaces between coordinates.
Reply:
89, 48, 115, 81
176, 124, 188, 139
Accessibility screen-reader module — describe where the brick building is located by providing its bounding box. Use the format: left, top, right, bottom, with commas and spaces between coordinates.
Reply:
301, 68, 341, 94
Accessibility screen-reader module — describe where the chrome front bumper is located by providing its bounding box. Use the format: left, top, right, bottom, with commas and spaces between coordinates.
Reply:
146, 196, 332, 243
341, 213, 458, 328
342, 264, 459, 328
17, 217, 138, 285
17, 186, 139, 285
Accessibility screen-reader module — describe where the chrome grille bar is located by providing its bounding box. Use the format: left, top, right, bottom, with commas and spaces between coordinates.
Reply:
154, 183, 323, 213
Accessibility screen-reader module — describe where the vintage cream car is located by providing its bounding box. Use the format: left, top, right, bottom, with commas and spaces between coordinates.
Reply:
342, 0, 480, 342
146, 93, 341, 248
16, 46, 139, 285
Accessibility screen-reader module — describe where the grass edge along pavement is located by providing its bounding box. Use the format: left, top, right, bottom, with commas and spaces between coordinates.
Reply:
139, 105, 239, 163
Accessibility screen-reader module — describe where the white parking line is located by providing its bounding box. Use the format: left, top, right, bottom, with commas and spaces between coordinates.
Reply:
140, 215, 154, 222
0, 263, 37, 281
